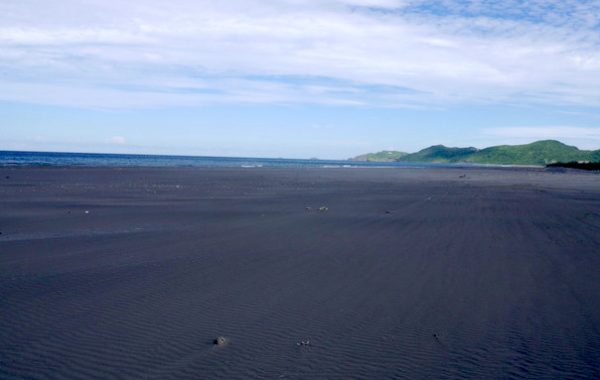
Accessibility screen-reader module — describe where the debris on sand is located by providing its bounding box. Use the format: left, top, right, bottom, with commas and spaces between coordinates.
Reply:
385, 210, 392, 214
318, 206, 328, 212
305, 206, 312, 211
84, 210, 90, 214
5, 176, 9, 179
296, 340, 311, 347
213, 336, 229, 346
459, 174, 467, 178
432, 333, 446, 347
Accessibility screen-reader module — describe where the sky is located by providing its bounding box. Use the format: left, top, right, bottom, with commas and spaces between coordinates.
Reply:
1, 0, 600, 159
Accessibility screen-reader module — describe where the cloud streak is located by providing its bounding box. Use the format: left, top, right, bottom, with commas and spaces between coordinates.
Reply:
485, 126, 600, 140
110, 136, 126, 145
1, 0, 600, 108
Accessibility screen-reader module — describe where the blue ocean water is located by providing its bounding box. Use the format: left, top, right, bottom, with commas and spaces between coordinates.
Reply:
0, 150, 446, 169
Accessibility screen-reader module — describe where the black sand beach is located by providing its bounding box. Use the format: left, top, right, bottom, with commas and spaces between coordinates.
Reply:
1, 167, 599, 379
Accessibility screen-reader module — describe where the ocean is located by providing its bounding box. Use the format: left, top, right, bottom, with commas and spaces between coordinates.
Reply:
0, 150, 451, 169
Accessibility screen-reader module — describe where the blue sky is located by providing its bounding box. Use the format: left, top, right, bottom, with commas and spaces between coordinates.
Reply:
1, 0, 600, 159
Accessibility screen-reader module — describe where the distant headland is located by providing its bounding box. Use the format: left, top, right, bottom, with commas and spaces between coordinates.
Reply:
351, 140, 600, 167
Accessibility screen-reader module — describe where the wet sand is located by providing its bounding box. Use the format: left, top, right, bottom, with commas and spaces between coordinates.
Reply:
1, 166, 599, 379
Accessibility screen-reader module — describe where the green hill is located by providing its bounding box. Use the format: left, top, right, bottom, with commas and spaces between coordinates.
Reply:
355, 140, 600, 166
351, 150, 407, 162
467, 140, 595, 165
401, 145, 478, 163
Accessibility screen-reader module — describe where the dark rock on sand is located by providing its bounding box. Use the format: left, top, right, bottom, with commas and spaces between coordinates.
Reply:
213, 336, 229, 346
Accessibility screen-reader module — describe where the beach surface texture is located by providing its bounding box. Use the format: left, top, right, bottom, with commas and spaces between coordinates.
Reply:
1, 166, 599, 379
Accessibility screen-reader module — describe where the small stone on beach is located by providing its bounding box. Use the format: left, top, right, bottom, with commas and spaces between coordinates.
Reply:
318, 206, 328, 212
213, 336, 229, 346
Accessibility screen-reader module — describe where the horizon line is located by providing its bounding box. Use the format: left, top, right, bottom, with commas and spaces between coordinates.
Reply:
2, 138, 598, 161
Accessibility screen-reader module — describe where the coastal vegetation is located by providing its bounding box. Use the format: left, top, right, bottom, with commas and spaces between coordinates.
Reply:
546, 162, 600, 171
352, 150, 408, 162
353, 140, 600, 166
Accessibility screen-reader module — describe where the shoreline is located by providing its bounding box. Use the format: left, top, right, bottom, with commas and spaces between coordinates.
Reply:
0, 149, 563, 169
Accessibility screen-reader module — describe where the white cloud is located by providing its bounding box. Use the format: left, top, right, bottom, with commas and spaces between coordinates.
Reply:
485, 127, 600, 140
110, 136, 126, 145
483, 126, 600, 149
1, 0, 600, 108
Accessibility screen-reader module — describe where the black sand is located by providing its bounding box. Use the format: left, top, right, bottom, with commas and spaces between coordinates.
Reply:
1, 167, 599, 379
